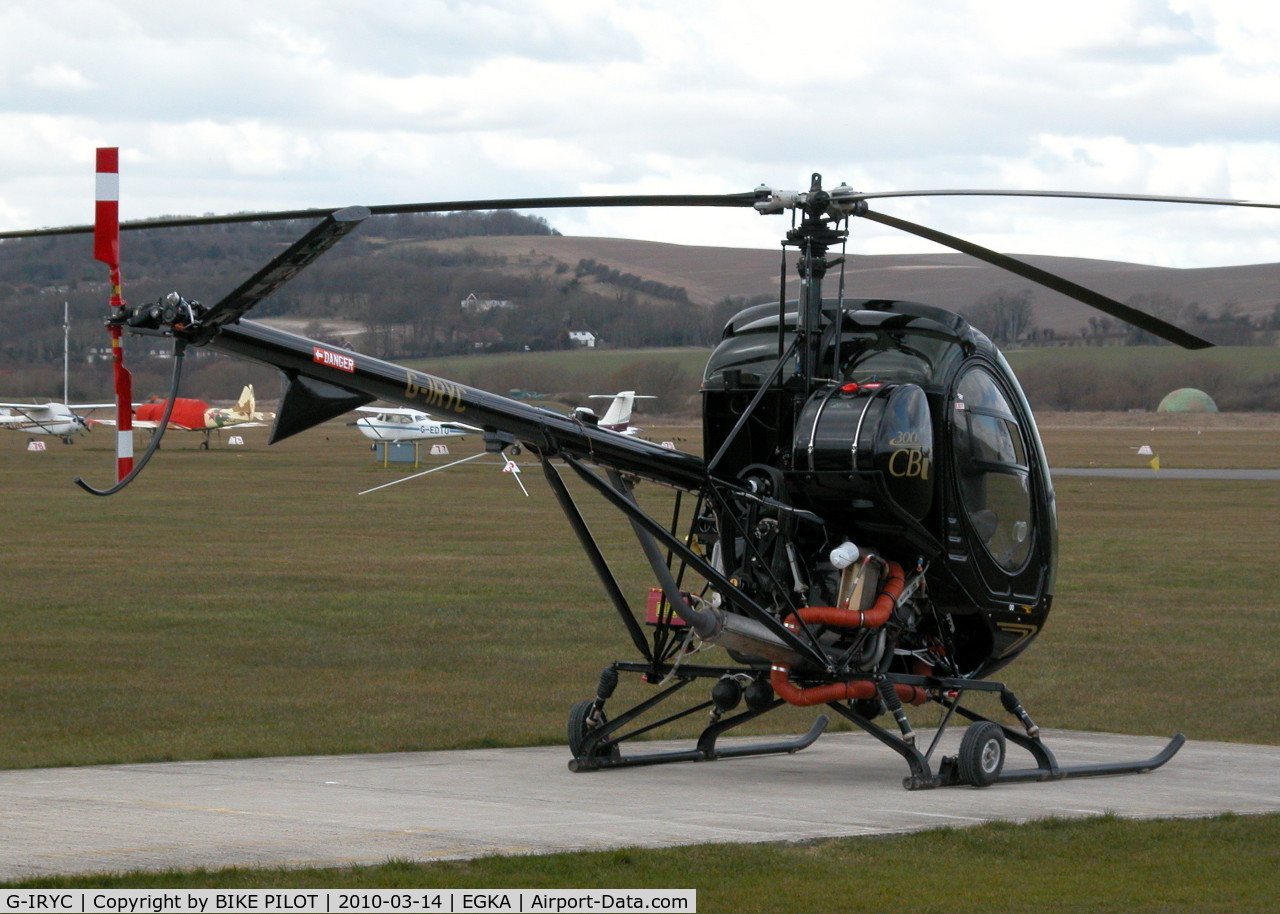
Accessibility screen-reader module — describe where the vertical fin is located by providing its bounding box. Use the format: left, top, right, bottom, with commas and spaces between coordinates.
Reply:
238, 385, 255, 418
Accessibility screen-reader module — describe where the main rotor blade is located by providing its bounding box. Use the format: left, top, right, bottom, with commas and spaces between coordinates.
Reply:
0, 192, 759, 240
860, 207, 1214, 349
851, 188, 1280, 210
7, 183, 1280, 241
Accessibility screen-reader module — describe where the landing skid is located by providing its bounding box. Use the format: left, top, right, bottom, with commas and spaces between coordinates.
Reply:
567, 662, 1185, 790
930, 699, 1186, 790
568, 662, 828, 772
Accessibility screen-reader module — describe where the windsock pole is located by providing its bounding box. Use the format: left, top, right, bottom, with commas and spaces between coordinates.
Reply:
93, 148, 133, 480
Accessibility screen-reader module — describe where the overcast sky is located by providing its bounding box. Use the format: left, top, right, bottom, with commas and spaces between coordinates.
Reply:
3, 0, 1279, 267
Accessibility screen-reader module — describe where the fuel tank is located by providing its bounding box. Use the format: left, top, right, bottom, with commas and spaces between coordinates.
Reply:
790, 380, 934, 524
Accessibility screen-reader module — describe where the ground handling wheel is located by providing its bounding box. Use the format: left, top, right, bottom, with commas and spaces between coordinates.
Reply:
957, 720, 1006, 787
567, 699, 619, 761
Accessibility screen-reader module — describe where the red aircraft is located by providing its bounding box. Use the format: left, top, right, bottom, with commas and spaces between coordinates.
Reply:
101, 384, 274, 449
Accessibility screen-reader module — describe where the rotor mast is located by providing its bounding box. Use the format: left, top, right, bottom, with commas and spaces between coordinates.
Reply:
751, 173, 867, 399
786, 174, 851, 390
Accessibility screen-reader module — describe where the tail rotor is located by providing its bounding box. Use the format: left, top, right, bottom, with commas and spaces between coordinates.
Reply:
76, 147, 182, 497
89, 148, 134, 483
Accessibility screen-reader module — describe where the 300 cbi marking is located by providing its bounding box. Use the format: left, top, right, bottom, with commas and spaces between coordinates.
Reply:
887, 447, 930, 479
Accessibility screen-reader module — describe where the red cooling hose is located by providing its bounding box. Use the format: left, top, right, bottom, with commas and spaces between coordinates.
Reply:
800, 559, 906, 629
769, 670, 928, 707
771, 560, 928, 707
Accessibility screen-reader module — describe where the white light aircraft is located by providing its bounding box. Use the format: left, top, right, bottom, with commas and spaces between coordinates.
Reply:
351, 406, 480, 442
1, 303, 113, 444
0, 400, 114, 443
358, 394, 649, 497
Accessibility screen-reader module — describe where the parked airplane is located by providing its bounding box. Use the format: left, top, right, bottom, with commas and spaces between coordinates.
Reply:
0, 400, 113, 443
350, 406, 480, 443
574, 391, 656, 436
1, 304, 114, 444
98, 384, 274, 449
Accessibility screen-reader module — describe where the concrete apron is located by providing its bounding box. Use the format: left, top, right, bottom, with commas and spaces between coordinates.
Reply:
3, 729, 1278, 880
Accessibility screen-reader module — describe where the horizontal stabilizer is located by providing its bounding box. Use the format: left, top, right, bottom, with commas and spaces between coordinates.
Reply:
271, 371, 375, 444
193, 206, 370, 343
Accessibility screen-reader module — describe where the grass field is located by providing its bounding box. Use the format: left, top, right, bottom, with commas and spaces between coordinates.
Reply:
1003, 344, 1280, 383
1, 411, 1277, 898
3, 414, 1277, 766
1037, 416, 1280, 468
9, 814, 1279, 911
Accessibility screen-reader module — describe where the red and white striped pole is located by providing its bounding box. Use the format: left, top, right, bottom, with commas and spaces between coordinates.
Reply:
93, 147, 133, 480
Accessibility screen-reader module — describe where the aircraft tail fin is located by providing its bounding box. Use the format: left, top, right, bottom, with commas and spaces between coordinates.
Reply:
601, 391, 632, 428
236, 385, 255, 419
590, 391, 655, 430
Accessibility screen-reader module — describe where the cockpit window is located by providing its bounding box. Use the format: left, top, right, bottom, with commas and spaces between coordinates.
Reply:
843, 348, 933, 385
704, 303, 969, 391
968, 413, 1026, 466
953, 367, 1034, 571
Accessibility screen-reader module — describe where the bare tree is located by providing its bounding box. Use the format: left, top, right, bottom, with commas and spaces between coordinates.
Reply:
965, 288, 1035, 344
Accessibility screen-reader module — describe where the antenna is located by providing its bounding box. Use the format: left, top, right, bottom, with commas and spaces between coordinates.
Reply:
62, 301, 69, 404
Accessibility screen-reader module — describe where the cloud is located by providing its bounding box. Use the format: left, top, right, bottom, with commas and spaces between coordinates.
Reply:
2, 0, 1279, 266
21, 63, 92, 92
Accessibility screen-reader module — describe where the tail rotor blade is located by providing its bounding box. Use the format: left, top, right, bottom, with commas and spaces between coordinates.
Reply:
93, 148, 120, 267
93, 147, 135, 480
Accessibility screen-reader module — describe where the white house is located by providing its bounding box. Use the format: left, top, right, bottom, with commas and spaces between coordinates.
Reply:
567, 331, 597, 348
461, 292, 514, 313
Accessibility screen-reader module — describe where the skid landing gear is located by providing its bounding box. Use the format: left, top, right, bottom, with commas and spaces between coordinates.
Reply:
566, 662, 827, 772
567, 662, 1185, 790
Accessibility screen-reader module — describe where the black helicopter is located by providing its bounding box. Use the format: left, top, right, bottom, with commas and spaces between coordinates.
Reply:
7, 166, 1270, 789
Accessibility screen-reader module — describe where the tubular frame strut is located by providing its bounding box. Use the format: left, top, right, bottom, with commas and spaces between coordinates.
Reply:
566, 662, 1184, 789
551, 452, 1183, 790
568, 663, 828, 772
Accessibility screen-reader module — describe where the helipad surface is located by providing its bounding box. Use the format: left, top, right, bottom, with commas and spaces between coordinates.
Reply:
3, 729, 1278, 880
